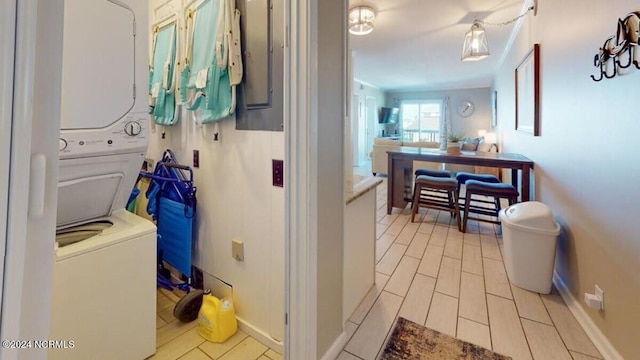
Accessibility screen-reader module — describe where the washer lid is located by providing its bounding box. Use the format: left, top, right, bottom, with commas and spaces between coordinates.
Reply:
57, 173, 123, 228
56, 152, 144, 229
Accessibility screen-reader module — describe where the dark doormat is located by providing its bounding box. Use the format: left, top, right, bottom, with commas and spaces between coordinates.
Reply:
379, 317, 512, 360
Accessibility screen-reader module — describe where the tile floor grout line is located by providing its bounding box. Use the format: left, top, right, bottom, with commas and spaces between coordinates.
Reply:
349, 271, 388, 326
373, 291, 406, 359
458, 314, 490, 327
433, 290, 459, 300
494, 245, 535, 360
538, 293, 599, 358
343, 349, 365, 360
176, 346, 212, 360
479, 240, 496, 353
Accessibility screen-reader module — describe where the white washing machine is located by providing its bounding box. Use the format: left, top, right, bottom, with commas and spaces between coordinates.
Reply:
50, 210, 156, 360
50, 0, 156, 359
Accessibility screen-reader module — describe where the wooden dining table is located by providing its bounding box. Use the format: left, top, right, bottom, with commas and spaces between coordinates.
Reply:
386, 147, 535, 214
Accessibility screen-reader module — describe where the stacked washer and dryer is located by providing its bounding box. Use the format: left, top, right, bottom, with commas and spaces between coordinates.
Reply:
49, 1, 157, 359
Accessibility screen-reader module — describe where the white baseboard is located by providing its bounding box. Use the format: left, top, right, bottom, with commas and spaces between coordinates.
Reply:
319, 330, 348, 360
236, 316, 284, 354
552, 272, 623, 360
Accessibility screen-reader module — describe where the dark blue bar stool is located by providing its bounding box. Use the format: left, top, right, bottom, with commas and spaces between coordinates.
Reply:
459, 179, 519, 233
455, 172, 501, 220
415, 168, 452, 178
411, 175, 461, 231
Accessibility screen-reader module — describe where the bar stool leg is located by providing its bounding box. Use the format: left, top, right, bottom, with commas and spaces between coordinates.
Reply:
462, 191, 472, 233
494, 197, 501, 218
411, 183, 422, 222
447, 191, 455, 219
453, 191, 462, 231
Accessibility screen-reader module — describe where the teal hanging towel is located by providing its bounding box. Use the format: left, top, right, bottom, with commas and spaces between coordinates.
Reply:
181, 0, 243, 124
149, 16, 179, 126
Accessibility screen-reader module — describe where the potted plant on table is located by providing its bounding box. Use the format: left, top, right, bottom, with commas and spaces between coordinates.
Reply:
446, 130, 465, 155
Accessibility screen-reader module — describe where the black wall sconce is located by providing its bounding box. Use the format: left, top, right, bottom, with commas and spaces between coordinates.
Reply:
591, 12, 640, 81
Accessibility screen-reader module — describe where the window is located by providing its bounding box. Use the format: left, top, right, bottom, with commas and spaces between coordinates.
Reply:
399, 100, 441, 142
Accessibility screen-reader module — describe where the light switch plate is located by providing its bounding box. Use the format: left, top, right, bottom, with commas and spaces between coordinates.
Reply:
272, 159, 283, 187
193, 149, 200, 168
232, 238, 244, 261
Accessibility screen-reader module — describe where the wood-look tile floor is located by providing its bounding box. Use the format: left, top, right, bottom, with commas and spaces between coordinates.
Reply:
151, 288, 283, 360
339, 177, 603, 360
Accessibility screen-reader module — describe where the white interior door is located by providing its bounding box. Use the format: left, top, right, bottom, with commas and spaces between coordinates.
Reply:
0, 0, 17, 320
351, 94, 359, 165
365, 96, 377, 160
357, 99, 366, 165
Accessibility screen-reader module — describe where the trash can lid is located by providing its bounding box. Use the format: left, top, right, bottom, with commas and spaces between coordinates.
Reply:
499, 201, 560, 235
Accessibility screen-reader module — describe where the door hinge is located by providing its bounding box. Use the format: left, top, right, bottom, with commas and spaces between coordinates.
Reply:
133, 19, 136, 36
285, 313, 288, 325
133, 84, 136, 99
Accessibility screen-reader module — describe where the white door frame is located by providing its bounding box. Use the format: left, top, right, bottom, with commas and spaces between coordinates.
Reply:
357, 99, 366, 164
0, 0, 17, 324
365, 95, 377, 159
1, 2, 40, 351
350, 94, 363, 165
285, 0, 318, 358
1, 2, 63, 359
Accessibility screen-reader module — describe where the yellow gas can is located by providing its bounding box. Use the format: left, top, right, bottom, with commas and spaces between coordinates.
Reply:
197, 290, 238, 343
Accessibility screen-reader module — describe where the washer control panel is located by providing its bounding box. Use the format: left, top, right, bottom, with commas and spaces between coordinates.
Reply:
59, 112, 149, 158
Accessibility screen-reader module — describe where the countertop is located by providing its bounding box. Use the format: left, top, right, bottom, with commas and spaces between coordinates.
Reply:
346, 175, 383, 205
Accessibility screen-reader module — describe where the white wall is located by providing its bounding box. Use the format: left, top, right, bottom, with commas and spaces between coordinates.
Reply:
148, 0, 285, 344
493, 1, 640, 357
385, 87, 493, 141
147, 118, 286, 342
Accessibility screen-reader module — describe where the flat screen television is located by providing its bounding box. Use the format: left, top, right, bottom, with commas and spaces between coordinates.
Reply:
379, 107, 399, 123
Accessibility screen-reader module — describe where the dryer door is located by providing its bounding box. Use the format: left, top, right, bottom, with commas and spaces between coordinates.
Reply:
57, 152, 145, 228
60, 0, 135, 130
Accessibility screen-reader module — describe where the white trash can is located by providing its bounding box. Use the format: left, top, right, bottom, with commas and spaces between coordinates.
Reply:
499, 201, 561, 294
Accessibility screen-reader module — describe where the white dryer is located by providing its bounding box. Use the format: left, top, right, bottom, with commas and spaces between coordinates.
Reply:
50, 0, 156, 359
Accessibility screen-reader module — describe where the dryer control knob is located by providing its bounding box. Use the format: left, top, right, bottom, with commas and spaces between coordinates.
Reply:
59, 138, 67, 151
124, 121, 142, 136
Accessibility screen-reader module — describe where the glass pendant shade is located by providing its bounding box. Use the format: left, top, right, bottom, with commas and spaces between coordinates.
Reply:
349, 6, 376, 35
461, 21, 490, 61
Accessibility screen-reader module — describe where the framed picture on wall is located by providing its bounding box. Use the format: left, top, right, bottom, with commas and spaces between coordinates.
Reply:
515, 43, 540, 136
491, 90, 498, 127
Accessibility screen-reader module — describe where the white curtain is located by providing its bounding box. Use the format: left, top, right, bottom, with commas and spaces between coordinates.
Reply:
439, 96, 451, 150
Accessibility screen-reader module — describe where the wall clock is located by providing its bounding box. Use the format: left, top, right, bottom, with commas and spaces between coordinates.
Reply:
457, 101, 475, 118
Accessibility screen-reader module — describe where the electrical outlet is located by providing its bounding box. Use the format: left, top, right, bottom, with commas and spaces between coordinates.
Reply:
143, 158, 154, 171
595, 285, 604, 310
232, 238, 244, 261
272, 159, 284, 187
193, 149, 199, 168
584, 284, 605, 311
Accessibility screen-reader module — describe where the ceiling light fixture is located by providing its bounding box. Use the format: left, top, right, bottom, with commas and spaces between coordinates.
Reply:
461, 0, 538, 61
462, 21, 489, 61
349, 5, 376, 36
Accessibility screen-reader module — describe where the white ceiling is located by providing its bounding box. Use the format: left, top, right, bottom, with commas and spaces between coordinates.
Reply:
349, 0, 528, 92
